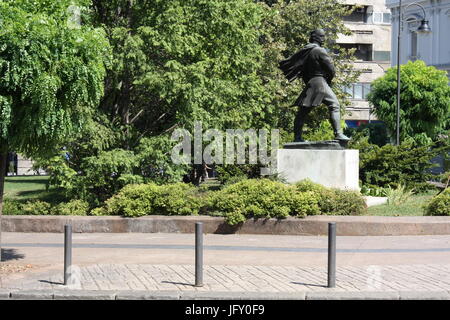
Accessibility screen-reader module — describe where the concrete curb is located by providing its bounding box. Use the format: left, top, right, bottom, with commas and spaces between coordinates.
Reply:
305, 291, 400, 300
1, 289, 450, 300
3, 215, 450, 236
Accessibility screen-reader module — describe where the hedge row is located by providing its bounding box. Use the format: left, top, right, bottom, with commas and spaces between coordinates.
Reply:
2, 179, 368, 225
3, 199, 90, 216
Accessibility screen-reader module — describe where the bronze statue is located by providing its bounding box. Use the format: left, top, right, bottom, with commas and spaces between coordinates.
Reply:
279, 29, 350, 142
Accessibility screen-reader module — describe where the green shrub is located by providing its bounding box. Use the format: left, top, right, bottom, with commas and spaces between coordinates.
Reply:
295, 180, 367, 215
223, 175, 249, 186
153, 183, 202, 216
89, 207, 108, 216
295, 179, 326, 193
350, 137, 449, 191
2, 199, 24, 215
295, 179, 335, 215
104, 183, 160, 217
207, 179, 320, 225
102, 183, 201, 217
51, 200, 89, 216
424, 189, 450, 216
292, 191, 322, 216
22, 200, 52, 215
97, 179, 367, 224
331, 189, 367, 215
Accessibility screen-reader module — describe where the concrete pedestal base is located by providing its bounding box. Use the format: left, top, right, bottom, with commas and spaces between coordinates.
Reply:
277, 149, 359, 190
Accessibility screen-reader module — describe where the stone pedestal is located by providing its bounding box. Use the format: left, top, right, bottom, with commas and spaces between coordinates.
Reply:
277, 146, 359, 190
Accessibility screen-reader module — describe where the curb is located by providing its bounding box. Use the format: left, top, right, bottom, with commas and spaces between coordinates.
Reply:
1, 289, 449, 300
3, 215, 450, 236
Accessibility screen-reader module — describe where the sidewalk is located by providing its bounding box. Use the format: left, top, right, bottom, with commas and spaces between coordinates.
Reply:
2, 264, 450, 300
1, 233, 450, 299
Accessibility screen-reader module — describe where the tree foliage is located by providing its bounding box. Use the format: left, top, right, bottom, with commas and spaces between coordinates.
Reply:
0, 0, 110, 157
350, 135, 450, 191
368, 60, 450, 143
91, 0, 269, 140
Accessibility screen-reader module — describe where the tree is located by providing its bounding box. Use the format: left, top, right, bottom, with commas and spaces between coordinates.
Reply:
91, 0, 269, 140
42, 0, 272, 194
367, 60, 450, 144
0, 0, 110, 260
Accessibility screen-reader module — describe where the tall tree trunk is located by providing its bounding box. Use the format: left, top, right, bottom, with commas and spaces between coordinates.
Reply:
0, 144, 8, 262
122, 0, 134, 149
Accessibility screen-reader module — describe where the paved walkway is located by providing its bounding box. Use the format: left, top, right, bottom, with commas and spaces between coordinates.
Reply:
2, 233, 450, 299
5, 263, 450, 292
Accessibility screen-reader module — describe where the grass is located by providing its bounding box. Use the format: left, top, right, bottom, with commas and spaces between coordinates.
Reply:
365, 190, 437, 216
4, 175, 67, 204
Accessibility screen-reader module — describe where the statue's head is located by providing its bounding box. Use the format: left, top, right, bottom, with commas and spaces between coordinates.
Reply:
309, 29, 325, 46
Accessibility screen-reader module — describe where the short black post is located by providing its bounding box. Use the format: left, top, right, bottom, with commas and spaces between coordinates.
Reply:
328, 222, 336, 288
195, 222, 203, 287
64, 224, 72, 285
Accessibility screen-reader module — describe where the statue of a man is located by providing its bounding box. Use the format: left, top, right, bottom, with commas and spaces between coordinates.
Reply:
279, 29, 350, 142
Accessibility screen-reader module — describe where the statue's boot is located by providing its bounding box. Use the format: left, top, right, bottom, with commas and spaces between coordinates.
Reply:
330, 108, 350, 141
294, 106, 311, 142
294, 131, 306, 143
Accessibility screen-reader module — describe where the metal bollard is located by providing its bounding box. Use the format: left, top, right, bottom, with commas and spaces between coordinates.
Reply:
328, 222, 336, 288
64, 224, 72, 285
195, 222, 203, 287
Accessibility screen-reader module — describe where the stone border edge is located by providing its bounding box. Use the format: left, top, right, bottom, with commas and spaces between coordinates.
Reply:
1, 289, 450, 300
3, 215, 450, 236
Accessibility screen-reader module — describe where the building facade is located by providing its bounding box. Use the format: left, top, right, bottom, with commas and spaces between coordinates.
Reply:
336, 0, 393, 126
386, 0, 450, 80
6, 153, 45, 176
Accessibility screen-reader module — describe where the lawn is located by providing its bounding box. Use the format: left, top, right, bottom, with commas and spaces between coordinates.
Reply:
4, 175, 66, 204
365, 191, 437, 216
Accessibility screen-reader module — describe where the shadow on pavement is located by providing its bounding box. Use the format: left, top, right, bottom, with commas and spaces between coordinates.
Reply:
291, 281, 327, 288
1, 248, 25, 261
39, 279, 64, 286
162, 280, 195, 287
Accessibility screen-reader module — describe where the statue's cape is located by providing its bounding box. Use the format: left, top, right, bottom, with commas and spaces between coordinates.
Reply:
279, 43, 318, 82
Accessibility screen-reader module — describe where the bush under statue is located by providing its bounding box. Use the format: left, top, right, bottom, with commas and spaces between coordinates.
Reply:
277, 29, 359, 190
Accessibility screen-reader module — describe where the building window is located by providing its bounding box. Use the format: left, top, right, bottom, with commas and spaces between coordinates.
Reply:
373, 51, 391, 61
369, 12, 391, 24
407, 18, 420, 61
343, 5, 370, 23
344, 83, 371, 100
338, 43, 373, 61
372, 12, 382, 23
